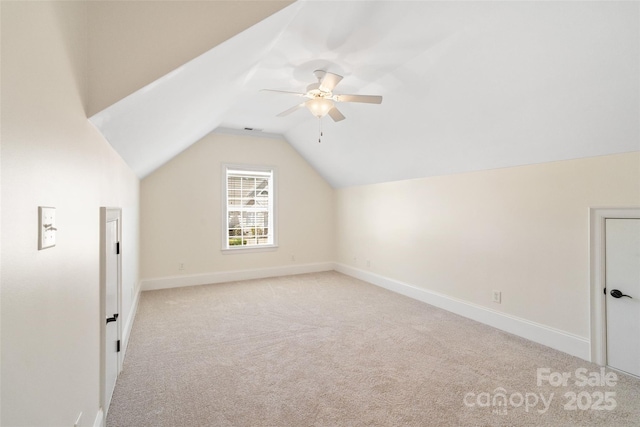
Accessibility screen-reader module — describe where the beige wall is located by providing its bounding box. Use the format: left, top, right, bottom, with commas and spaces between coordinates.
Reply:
1, 2, 140, 426
336, 153, 640, 338
86, 1, 293, 116
140, 131, 334, 279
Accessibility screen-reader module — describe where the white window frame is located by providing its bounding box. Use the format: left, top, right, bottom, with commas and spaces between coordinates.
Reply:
221, 164, 277, 253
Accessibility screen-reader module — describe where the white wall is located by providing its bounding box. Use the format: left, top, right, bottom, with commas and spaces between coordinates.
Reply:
336, 153, 640, 339
1, 2, 140, 426
140, 131, 334, 282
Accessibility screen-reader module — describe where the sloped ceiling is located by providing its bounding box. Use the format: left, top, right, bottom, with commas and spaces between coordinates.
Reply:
87, 1, 294, 116
90, 1, 639, 188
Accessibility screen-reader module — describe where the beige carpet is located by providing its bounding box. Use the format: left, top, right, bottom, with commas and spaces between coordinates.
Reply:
107, 272, 640, 426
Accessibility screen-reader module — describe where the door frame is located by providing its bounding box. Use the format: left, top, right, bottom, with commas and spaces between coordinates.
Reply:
589, 207, 640, 365
99, 207, 123, 417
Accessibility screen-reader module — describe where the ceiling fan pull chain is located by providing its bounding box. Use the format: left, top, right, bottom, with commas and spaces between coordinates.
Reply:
318, 118, 323, 143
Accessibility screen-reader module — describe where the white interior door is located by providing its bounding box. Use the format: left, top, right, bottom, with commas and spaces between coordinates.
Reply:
104, 214, 121, 411
605, 218, 640, 377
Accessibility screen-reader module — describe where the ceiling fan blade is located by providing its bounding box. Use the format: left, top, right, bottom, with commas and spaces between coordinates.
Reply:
277, 103, 305, 117
261, 89, 305, 96
334, 94, 383, 104
318, 71, 343, 92
328, 106, 346, 122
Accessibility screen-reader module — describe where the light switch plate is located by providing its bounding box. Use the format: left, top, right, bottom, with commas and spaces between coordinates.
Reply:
38, 206, 56, 250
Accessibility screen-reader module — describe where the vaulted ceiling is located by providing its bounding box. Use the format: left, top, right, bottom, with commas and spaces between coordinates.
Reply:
89, 1, 639, 188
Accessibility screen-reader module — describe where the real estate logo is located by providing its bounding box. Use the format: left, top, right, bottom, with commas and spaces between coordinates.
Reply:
463, 367, 617, 415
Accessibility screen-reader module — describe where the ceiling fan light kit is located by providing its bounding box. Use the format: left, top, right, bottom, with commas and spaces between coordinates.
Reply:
306, 97, 334, 118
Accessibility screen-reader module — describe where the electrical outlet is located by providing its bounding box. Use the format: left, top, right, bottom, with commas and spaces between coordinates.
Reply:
291, 254, 296, 262
178, 262, 185, 271
492, 290, 502, 304
366, 260, 371, 268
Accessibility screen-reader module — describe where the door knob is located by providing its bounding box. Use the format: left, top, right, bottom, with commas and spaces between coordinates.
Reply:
106, 313, 119, 324
610, 289, 632, 299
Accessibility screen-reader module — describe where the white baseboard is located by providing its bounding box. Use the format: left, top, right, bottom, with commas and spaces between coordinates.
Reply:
93, 408, 104, 427
334, 263, 591, 361
122, 282, 141, 355
141, 262, 334, 291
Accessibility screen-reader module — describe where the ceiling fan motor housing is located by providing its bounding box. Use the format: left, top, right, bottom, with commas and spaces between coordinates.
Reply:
306, 82, 330, 98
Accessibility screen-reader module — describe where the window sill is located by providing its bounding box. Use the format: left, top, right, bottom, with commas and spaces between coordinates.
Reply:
221, 244, 278, 254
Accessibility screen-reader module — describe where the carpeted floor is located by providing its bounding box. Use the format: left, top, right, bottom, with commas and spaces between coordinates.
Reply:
107, 271, 640, 426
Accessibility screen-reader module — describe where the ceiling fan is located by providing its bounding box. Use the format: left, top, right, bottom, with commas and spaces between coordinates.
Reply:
262, 70, 382, 122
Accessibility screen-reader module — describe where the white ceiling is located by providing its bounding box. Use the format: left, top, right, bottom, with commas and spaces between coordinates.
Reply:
90, 1, 639, 188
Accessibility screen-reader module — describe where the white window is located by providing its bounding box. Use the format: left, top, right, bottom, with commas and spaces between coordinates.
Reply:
223, 165, 276, 251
